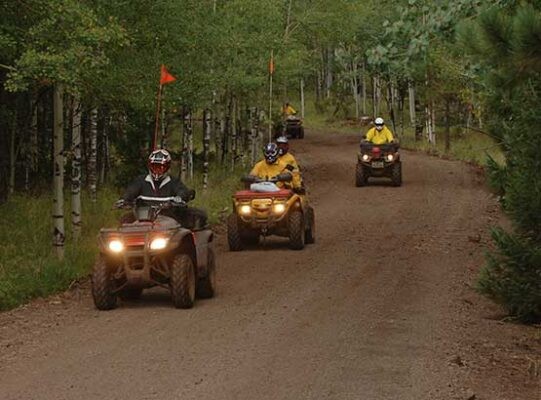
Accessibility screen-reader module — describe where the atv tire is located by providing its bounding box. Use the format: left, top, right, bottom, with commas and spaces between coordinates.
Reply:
299, 127, 305, 139
305, 207, 315, 244
119, 287, 143, 300
391, 162, 402, 187
197, 248, 216, 299
91, 256, 117, 310
355, 163, 367, 187
170, 254, 196, 309
289, 210, 305, 250
227, 214, 243, 251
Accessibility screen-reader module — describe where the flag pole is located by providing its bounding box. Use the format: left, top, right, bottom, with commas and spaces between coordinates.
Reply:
153, 83, 163, 150
268, 50, 274, 143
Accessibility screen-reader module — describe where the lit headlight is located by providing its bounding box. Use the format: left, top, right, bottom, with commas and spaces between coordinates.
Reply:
273, 203, 286, 214
239, 205, 252, 215
387, 154, 394, 162
362, 154, 370, 161
150, 237, 169, 250
108, 240, 124, 253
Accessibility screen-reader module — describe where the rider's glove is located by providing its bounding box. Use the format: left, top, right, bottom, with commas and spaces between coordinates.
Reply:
114, 199, 125, 208
173, 196, 184, 204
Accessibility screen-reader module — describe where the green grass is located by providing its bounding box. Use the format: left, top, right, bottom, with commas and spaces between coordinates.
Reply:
399, 127, 505, 166
0, 188, 118, 310
0, 167, 244, 311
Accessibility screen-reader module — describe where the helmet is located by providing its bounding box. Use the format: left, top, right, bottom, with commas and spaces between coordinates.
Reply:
276, 136, 289, 155
374, 117, 384, 131
148, 149, 172, 181
263, 143, 279, 164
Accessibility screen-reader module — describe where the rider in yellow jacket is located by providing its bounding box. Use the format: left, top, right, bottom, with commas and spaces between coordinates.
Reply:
276, 136, 303, 189
282, 102, 297, 117
365, 117, 395, 145
250, 143, 300, 190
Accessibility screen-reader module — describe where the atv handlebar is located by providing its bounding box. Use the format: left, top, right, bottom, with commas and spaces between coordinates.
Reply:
114, 196, 187, 210
241, 173, 292, 184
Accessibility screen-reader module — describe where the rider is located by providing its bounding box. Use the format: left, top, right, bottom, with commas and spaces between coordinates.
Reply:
365, 117, 395, 145
282, 102, 297, 117
249, 143, 299, 190
276, 136, 303, 189
119, 149, 207, 228
276, 136, 299, 169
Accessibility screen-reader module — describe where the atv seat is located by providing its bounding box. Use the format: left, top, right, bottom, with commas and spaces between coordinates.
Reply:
360, 141, 399, 152
234, 189, 293, 200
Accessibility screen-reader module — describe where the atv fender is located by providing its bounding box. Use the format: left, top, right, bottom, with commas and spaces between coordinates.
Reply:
169, 229, 198, 266
193, 230, 214, 273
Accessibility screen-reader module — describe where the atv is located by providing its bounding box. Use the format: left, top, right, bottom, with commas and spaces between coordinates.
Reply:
91, 196, 216, 310
227, 176, 315, 251
355, 141, 402, 187
284, 115, 305, 139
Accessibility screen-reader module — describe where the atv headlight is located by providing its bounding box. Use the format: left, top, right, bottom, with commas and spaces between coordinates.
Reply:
387, 154, 394, 162
239, 205, 252, 215
273, 203, 286, 214
362, 154, 370, 161
108, 240, 124, 253
150, 237, 169, 250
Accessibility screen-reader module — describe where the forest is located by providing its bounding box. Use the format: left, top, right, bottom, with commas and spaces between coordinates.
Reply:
0, 0, 540, 321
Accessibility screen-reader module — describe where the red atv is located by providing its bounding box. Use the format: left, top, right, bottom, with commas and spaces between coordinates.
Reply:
91, 196, 216, 310
356, 141, 402, 187
227, 176, 315, 251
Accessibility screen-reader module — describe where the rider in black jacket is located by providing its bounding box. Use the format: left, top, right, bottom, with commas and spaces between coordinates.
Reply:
120, 149, 207, 228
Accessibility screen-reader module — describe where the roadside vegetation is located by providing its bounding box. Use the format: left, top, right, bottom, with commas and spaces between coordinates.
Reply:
0, 1, 539, 320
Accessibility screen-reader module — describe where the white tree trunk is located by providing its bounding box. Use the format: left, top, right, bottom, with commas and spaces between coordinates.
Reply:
300, 79, 305, 119
53, 84, 65, 260
325, 48, 333, 99
229, 97, 236, 170
181, 108, 193, 181
203, 109, 211, 190
88, 108, 98, 202
362, 63, 367, 115
372, 76, 380, 117
431, 101, 436, 144
250, 108, 259, 165
352, 63, 360, 119
71, 96, 82, 241
426, 102, 436, 145
408, 81, 416, 127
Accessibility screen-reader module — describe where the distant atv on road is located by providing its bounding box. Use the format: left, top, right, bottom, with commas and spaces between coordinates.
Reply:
92, 196, 216, 310
227, 176, 315, 251
356, 141, 402, 187
284, 115, 305, 139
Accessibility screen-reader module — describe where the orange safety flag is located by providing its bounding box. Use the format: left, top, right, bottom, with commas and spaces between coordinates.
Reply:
160, 65, 177, 85
268, 55, 275, 75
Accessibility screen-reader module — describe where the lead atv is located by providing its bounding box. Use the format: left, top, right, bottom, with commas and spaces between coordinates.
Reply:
284, 115, 305, 139
91, 196, 216, 310
355, 141, 402, 187
227, 176, 315, 251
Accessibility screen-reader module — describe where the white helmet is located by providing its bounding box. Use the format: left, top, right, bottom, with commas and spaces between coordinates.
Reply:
374, 117, 384, 125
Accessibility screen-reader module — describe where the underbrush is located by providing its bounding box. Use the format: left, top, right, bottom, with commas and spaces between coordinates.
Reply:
399, 128, 504, 166
0, 166, 244, 311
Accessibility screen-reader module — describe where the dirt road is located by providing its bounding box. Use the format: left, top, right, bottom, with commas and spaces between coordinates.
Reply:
0, 132, 539, 400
